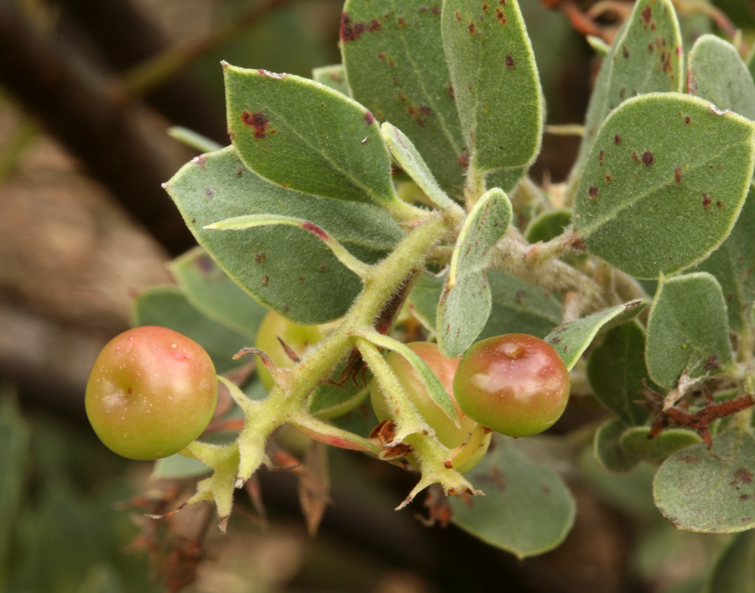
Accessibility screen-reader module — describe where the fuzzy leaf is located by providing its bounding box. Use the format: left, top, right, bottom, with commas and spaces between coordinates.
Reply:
587, 321, 651, 426
691, 186, 755, 331
569, 0, 682, 192
341, 0, 467, 198
410, 269, 561, 340
645, 272, 735, 389
525, 208, 572, 243
442, 0, 543, 176
437, 188, 512, 357
312, 64, 351, 96
654, 430, 755, 533
486, 166, 527, 193
572, 93, 755, 279
545, 299, 649, 370
165, 146, 402, 324
225, 64, 399, 207
620, 427, 702, 465
451, 436, 575, 559
130, 286, 251, 374
704, 530, 755, 593
594, 418, 640, 473
170, 247, 268, 339
381, 122, 456, 209
688, 35, 755, 120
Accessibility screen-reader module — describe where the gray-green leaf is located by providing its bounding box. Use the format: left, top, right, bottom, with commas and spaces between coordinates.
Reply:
688, 35, 755, 120
645, 272, 735, 389
654, 430, 755, 533
594, 418, 640, 473
165, 146, 402, 324
437, 188, 512, 357
341, 0, 467, 198
620, 427, 702, 465
545, 299, 649, 370
568, 0, 682, 195
572, 93, 755, 279
587, 321, 651, 426
442, 0, 543, 176
225, 64, 399, 207
170, 247, 268, 339
451, 436, 575, 558
312, 64, 351, 97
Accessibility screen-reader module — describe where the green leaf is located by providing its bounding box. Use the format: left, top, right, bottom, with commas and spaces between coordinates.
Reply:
312, 64, 351, 97
165, 146, 403, 324
380, 122, 456, 209
441, 0, 543, 176
486, 166, 527, 194
329, 400, 380, 439
572, 93, 755, 279
451, 436, 575, 558
587, 321, 651, 426
688, 35, 755, 120
169, 247, 268, 339
594, 418, 640, 473
479, 270, 562, 340
704, 530, 755, 593
224, 64, 399, 207
645, 272, 735, 389
437, 188, 512, 357
0, 393, 30, 564
569, 0, 682, 192
410, 269, 561, 340
692, 185, 755, 332
152, 453, 211, 480
341, 0, 467, 198
525, 208, 572, 243
545, 299, 650, 370
653, 430, 755, 533
130, 286, 251, 373
620, 427, 702, 465
308, 363, 370, 419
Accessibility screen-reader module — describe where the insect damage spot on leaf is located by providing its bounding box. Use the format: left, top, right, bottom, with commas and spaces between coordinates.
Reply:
642, 151, 654, 166
505, 55, 515, 68
364, 111, 375, 125
614, 134, 621, 144
455, 11, 462, 21
241, 111, 271, 139
588, 186, 599, 200
641, 5, 652, 24
205, 188, 214, 199
261, 275, 270, 286
340, 13, 381, 42
675, 167, 682, 184
496, 7, 507, 24
703, 194, 712, 209
255, 252, 266, 263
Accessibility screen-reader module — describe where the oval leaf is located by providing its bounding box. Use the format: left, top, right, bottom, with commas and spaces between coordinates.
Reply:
451, 436, 575, 558
620, 426, 702, 465
437, 188, 512, 357
587, 320, 651, 426
594, 418, 640, 473
545, 299, 649, 370
573, 93, 755, 279
442, 0, 543, 176
568, 0, 682, 196
645, 272, 735, 389
225, 64, 399, 207
341, 0, 467, 198
165, 146, 402, 324
170, 247, 268, 339
654, 430, 755, 533
688, 35, 755, 120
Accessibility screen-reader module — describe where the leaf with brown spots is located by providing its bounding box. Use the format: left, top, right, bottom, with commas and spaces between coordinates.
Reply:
654, 430, 755, 533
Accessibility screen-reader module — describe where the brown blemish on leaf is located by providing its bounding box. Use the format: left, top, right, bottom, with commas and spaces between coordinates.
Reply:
197, 255, 214, 274
642, 151, 654, 166
364, 110, 375, 125
641, 5, 652, 24
458, 153, 470, 169
622, 45, 630, 59
588, 186, 599, 200
648, 43, 654, 52
605, 173, 612, 182
716, 200, 723, 208
614, 134, 621, 144
599, 149, 604, 166
205, 188, 214, 199
732, 468, 754, 487
468, 22, 476, 34
505, 55, 515, 68
418, 105, 432, 116
674, 166, 682, 184
320, 264, 327, 272
261, 275, 270, 286
235, 166, 244, 177
397, 17, 406, 27
496, 7, 507, 23
255, 252, 266, 263
447, 83, 455, 99
741, 493, 751, 501
419, 5, 428, 13
703, 194, 712, 209
455, 11, 462, 21
684, 116, 691, 125
340, 13, 381, 42
432, 5, 441, 15
241, 111, 271, 139
631, 151, 639, 161
678, 455, 702, 464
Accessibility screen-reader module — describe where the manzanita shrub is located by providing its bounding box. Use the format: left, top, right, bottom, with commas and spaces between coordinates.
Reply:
105, 0, 755, 576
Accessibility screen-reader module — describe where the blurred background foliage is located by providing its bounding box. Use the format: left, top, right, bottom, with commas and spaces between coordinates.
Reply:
0, 0, 754, 591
